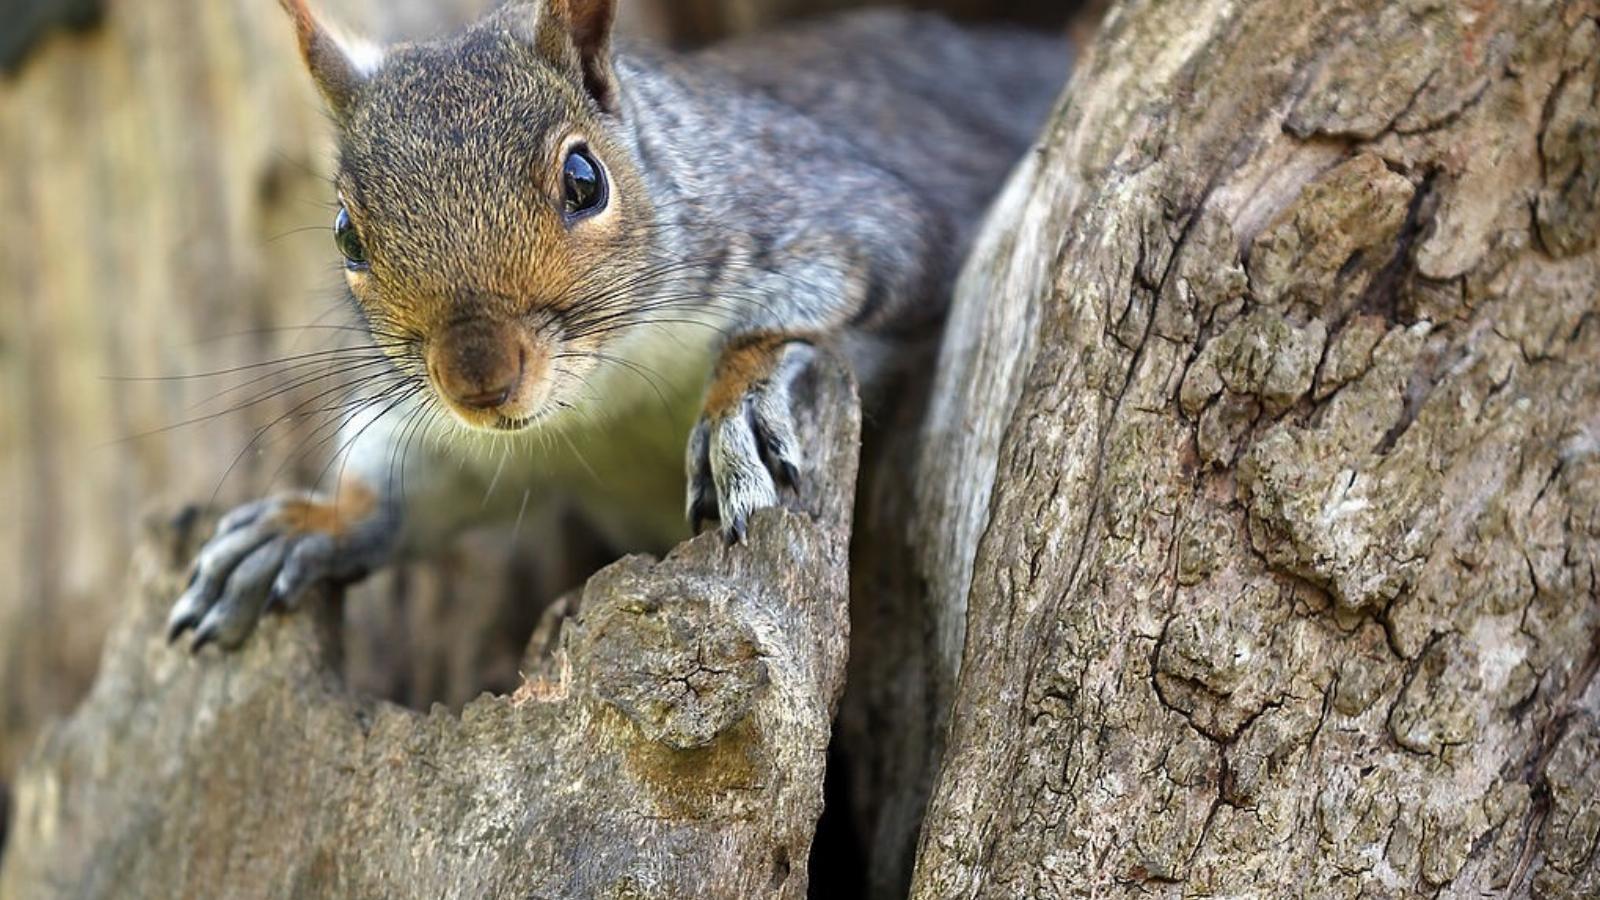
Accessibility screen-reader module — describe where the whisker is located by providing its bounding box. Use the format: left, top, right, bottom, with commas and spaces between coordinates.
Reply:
556, 349, 678, 417
103, 341, 410, 384
483, 445, 508, 509
186, 355, 399, 413
315, 383, 427, 501
511, 488, 532, 545
104, 361, 404, 449
206, 372, 409, 507
387, 395, 434, 508
273, 377, 416, 495
267, 225, 338, 243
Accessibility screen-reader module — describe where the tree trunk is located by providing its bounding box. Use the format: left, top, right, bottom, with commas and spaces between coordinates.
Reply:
909, 0, 1600, 896
3, 0, 1598, 897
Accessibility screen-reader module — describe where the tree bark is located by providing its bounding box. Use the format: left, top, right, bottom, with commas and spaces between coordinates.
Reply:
909, 0, 1600, 896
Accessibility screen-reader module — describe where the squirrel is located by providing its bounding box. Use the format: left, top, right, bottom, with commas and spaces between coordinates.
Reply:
167, 0, 1070, 650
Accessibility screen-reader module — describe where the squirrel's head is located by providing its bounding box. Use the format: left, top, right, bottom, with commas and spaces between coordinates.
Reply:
281, 0, 657, 432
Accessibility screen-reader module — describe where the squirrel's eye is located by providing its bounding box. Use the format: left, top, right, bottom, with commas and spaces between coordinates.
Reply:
562, 147, 607, 219
334, 206, 368, 269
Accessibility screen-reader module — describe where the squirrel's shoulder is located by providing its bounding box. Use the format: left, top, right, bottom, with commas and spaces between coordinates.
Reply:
620, 10, 1069, 242
692, 9, 1069, 104
696, 8, 1056, 62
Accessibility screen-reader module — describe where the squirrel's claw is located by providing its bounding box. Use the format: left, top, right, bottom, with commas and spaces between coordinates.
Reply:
270, 532, 339, 611
190, 535, 290, 652
686, 340, 812, 543
169, 520, 288, 652
167, 490, 394, 652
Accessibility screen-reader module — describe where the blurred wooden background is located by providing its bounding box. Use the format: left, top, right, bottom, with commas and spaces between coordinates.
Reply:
0, 0, 1074, 808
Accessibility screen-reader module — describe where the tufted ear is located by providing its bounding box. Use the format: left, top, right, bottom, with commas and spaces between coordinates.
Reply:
523, 0, 620, 114
278, 0, 383, 118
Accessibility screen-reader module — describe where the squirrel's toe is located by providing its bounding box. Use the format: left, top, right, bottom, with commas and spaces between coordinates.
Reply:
167, 492, 391, 652
684, 339, 812, 544
686, 340, 813, 543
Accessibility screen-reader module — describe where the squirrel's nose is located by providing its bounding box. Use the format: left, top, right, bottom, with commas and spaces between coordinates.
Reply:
428, 320, 526, 412
455, 381, 517, 410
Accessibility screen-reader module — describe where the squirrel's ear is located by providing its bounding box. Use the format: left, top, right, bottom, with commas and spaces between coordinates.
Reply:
540, 0, 620, 114
278, 0, 383, 117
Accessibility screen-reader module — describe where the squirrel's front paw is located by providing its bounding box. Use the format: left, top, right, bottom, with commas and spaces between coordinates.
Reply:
687, 336, 813, 543
167, 485, 396, 651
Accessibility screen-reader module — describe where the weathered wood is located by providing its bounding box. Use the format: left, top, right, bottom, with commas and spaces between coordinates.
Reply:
0, 357, 858, 900
910, 0, 1600, 896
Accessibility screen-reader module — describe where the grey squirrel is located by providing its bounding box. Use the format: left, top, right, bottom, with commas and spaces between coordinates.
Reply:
167, 0, 1070, 650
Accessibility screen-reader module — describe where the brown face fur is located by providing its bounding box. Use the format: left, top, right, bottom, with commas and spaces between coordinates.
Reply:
318, 6, 653, 431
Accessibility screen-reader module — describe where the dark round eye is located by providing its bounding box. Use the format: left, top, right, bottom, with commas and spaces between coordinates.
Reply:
334, 206, 368, 269
562, 147, 607, 218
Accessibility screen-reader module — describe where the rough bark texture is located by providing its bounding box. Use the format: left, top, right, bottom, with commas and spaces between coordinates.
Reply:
909, 0, 1600, 896
0, 356, 858, 900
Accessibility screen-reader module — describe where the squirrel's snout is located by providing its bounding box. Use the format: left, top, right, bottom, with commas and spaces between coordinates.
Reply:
452, 377, 518, 411
426, 320, 544, 425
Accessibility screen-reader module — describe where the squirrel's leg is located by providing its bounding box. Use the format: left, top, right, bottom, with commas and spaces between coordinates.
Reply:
165, 474, 401, 651
687, 332, 814, 542
167, 400, 454, 651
